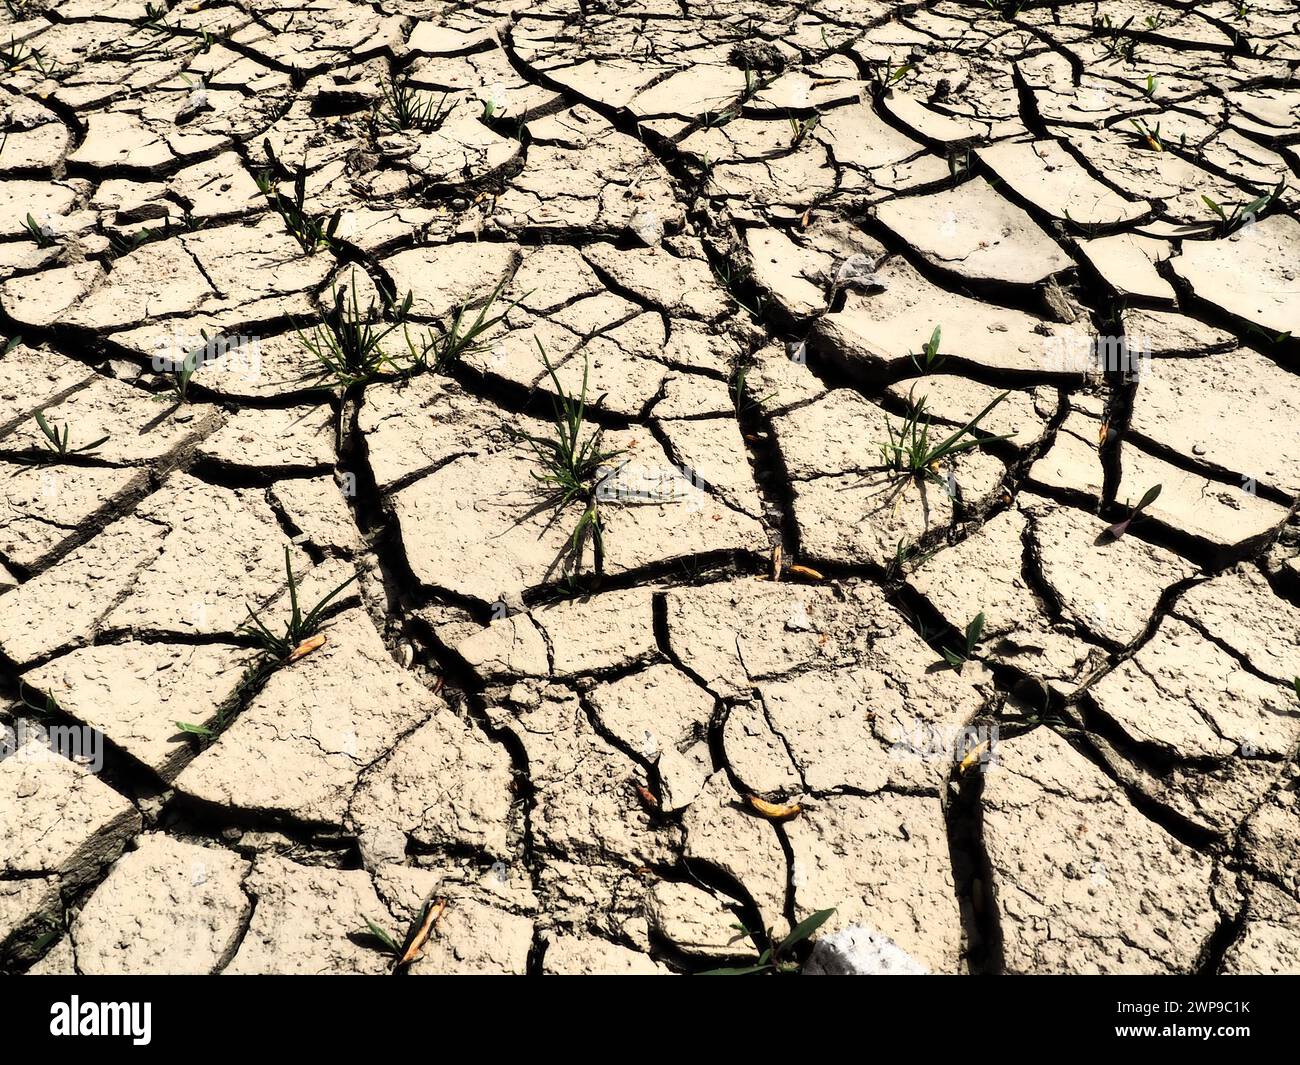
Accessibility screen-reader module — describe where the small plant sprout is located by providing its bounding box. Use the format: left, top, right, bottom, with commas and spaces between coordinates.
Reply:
886, 537, 936, 581
1142, 73, 1158, 98
1062, 206, 1100, 239
732, 364, 775, 418
1128, 117, 1163, 152
941, 611, 985, 669
787, 111, 820, 147
32, 410, 108, 458
21, 212, 56, 247
375, 74, 450, 134
1106, 484, 1161, 539
1201, 178, 1286, 237
509, 341, 625, 566
300, 276, 409, 389
1000, 677, 1068, 729
165, 330, 209, 403
360, 918, 401, 957
108, 226, 158, 256
701, 907, 836, 975
257, 141, 341, 255
979, 0, 1026, 17
0, 35, 37, 72
870, 58, 913, 92
910, 325, 946, 374
141, 1, 168, 28
712, 258, 767, 317
241, 546, 359, 661
1096, 14, 1137, 63
358, 898, 447, 968
876, 390, 1011, 488
18, 679, 59, 716
405, 278, 511, 373
741, 67, 777, 100
479, 84, 507, 120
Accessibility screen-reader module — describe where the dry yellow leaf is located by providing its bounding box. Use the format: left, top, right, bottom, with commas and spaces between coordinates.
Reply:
959, 741, 989, 774
398, 899, 447, 966
746, 794, 802, 821
287, 634, 325, 663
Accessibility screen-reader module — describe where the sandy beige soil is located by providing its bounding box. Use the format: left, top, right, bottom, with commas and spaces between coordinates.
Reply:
1, 0, 1298, 975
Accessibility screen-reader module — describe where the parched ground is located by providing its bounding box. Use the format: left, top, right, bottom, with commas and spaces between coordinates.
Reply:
1, 0, 1298, 977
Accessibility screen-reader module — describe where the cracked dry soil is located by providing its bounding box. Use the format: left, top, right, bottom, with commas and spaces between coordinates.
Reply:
1, 0, 1298, 978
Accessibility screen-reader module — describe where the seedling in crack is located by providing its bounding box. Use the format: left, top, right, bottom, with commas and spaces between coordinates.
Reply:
300, 277, 409, 389
175, 656, 275, 741
108, 226, 159, 256
1201, 178, 1285, 237
508, 341, 625, 566
405, 277, 511, 374
357, 898, 448, 968
1105, 483, 1161, 539
375, 74, 450, 134
786, 111, 820, 147
1062, 207, 1100, 239
1234, 32, 1276, 59
1243, 322, 1292, 348
740, 67, 778, 102
163, 330, 209, 403
20, 212, 56, 247
731, 364, 775, 418
241, 546, 359, 661
701, 907, 836, 975
32, 410, 108, 458
0, 36, 43, 72
1096, 14, 1137, 63
257, 141, 341, 255
18, 679, 59, 716
885, 537, 936, 581
940, 611, 985, 669
978, 0, 1026, 18
1128, 116, 1163, 152
359, 918, 401, 957
709, 257, 768, 317
869, 58, 913, 93
910, 325, 946, 374
876, 390, 1011, 488
28, 921, 61, 954
140, 1, 168, 29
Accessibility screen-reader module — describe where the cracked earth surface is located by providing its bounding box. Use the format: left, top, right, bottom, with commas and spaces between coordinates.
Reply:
1, 0, 1299, 977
